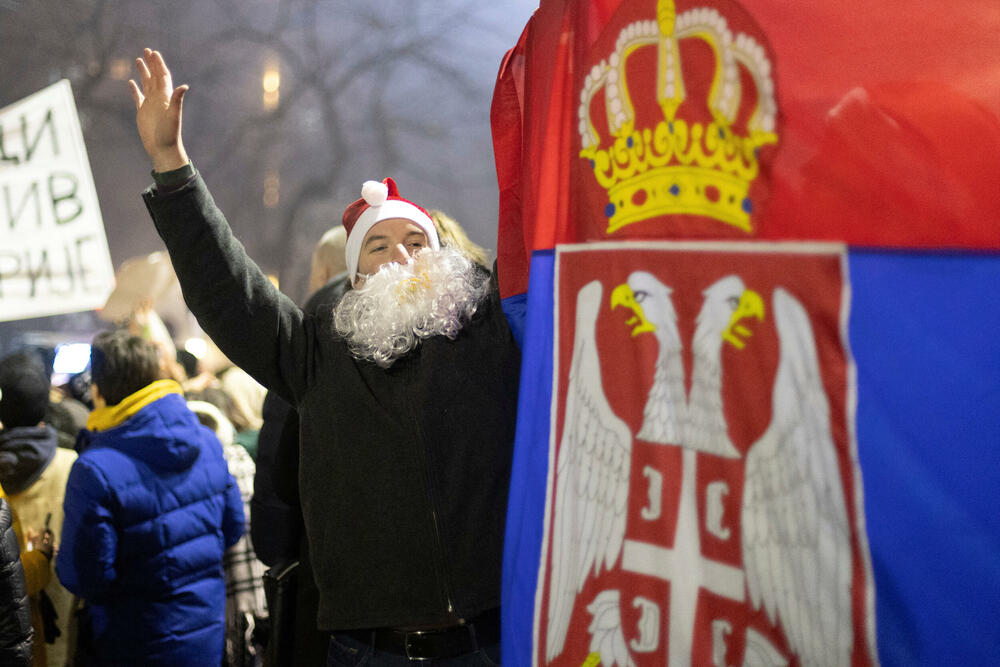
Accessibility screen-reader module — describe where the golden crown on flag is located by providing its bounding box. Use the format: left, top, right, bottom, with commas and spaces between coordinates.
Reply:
579, 0, 778, 233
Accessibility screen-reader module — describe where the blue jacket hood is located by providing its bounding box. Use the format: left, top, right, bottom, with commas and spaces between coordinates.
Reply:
87, 393, 206, 473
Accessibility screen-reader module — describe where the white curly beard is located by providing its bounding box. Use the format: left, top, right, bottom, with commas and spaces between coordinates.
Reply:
332, 247, 490, 368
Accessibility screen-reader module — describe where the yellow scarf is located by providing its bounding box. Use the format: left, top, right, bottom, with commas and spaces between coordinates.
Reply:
86, 379, 184, 432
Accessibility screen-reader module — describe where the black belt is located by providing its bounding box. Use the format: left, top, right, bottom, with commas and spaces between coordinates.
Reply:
340, 607, 501, 660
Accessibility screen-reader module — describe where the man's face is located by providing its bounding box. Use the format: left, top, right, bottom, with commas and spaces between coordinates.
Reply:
356, 218, 429, 284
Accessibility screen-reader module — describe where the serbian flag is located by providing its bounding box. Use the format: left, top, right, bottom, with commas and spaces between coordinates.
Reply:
491, 1, 1000, 666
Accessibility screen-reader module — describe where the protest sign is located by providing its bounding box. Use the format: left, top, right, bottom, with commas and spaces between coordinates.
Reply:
0, 79, 115, 321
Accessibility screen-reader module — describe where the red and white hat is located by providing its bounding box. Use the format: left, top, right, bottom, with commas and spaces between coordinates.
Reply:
342, 177, 439, 284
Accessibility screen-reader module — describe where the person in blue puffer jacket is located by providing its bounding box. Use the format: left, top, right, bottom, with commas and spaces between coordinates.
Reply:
56, 330, 244, 666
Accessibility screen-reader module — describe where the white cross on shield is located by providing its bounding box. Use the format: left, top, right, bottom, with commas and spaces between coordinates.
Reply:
622, 448, 745, 666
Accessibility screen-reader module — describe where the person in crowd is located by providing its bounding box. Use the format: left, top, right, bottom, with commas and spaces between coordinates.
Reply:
176, 347, 201, 381
189, 385, 258, 459
131, 49, 518, 665
0, 351, 77, 666
44, 385, 90, 451
187, 398, 269, 666
61, 371, 94, 414
56, 330, 245, 665
0, 492, 34, 666
251, 223, 356, 666
254, 398, 330, 667
308, 225, 350, 297
216, 367, 265, 460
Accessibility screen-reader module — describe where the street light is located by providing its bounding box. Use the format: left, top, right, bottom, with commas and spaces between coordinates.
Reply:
262, 65, 280, 110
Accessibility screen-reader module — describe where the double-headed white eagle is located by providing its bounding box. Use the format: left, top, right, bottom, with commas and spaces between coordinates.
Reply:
545, 272, 852, 667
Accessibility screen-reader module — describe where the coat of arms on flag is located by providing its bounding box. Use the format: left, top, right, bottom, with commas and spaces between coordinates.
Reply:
538, 242, 876, 667
529, 4, 877, 664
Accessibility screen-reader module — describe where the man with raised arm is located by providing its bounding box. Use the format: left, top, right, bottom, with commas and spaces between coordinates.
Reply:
130, 49, 518, 665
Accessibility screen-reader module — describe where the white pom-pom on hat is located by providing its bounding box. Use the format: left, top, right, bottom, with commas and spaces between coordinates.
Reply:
361, 180, 389, 207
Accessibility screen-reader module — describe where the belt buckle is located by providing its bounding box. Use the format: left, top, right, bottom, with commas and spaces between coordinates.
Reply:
404, 629, 434, 662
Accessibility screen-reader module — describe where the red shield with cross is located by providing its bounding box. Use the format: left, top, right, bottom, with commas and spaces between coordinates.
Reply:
536, 242, 876, 667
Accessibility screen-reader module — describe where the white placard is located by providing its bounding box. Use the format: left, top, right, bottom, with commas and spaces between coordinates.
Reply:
0, 79, 115, 321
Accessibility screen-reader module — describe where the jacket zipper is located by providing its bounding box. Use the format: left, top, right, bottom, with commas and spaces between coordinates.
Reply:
430, 508, 456, 617
406, 359, 457, 620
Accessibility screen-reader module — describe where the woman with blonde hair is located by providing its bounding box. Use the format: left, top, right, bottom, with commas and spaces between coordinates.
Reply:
428, 209, 490, 268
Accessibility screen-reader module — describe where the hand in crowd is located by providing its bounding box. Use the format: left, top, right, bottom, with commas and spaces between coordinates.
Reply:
128, 48, 190, 173
26, 526, 55, 561
182, 371, 219, 394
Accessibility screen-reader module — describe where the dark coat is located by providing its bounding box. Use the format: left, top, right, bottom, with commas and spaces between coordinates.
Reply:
251, 273, 347, 564
0, 497, 32, 666
143, 169, 520, 631
56, 391, 244, 665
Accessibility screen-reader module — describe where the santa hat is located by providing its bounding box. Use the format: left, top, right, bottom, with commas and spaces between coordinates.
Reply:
342, 177, 439, 284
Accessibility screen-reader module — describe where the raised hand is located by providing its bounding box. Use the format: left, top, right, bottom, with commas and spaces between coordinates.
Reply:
129, 48, 190, 173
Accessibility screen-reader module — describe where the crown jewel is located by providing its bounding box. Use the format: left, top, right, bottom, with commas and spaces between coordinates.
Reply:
579, 0, 778, 233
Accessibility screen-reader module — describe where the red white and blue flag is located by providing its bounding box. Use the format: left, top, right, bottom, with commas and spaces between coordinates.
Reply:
492, 1, 1000, 665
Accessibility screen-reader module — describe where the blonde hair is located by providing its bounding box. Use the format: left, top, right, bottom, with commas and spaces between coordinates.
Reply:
428, 210, 489, 268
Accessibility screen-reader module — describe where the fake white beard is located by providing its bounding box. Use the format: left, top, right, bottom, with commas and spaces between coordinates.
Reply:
332, 247, 489, 368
